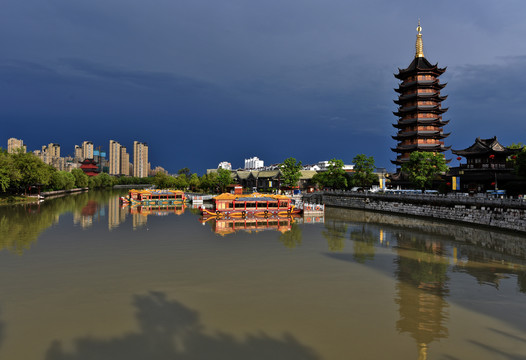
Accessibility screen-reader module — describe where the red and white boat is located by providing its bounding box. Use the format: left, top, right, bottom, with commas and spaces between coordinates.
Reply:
200, 193, 301, 218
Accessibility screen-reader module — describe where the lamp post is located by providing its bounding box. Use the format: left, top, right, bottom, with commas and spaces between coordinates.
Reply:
489, 154, 497, 191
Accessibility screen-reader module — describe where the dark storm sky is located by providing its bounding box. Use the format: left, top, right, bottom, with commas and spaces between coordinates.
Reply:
1, 0, 526, 173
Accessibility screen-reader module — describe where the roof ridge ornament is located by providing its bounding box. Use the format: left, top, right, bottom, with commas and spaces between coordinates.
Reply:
415, 20, 424, 58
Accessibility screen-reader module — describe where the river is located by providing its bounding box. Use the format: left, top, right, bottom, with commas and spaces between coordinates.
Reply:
0, 190, 525, 360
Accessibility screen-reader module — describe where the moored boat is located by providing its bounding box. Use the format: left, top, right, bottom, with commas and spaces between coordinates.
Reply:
200, 193, 301, 217
120, 189, 186, 206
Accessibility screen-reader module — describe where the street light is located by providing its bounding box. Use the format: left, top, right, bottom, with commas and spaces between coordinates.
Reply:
489, 154, 497, 191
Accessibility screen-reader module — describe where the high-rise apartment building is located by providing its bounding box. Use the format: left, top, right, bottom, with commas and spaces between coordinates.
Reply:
244, 157, 264, 169
120, 146, 130, 176
82, 141, 94, 160
47, 143, 60, 159
109, 140, 121, 176
7, 138, 26, 154
133, 141, 149, 178
74, 145, 83, 160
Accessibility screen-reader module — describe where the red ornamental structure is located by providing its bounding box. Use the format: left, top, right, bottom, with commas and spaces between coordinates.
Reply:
392, 22, 450, 167
79, 159, 100, 177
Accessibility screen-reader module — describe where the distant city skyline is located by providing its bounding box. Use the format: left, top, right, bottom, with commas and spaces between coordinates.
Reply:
1, 1, 525, 173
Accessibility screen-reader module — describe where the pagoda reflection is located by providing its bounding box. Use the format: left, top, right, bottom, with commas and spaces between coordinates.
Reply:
394, 232, 450, 360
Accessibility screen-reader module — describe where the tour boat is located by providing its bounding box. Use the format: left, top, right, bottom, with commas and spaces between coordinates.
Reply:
200, 193, 301, 217
120, 189, 186, 206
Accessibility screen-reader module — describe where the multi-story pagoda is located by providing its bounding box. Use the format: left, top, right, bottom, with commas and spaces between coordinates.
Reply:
392, 22, 450, 167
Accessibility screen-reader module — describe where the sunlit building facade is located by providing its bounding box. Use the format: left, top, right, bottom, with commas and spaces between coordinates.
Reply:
133, 141, 149, 178
7, 138, 26, 154
109, 140, 121, 176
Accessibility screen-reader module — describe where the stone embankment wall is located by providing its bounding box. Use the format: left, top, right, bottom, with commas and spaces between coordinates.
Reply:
303, 191, 526, 234
41, 187, 89, 198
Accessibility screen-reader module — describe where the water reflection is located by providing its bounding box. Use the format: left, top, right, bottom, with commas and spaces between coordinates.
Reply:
0, 190, 123, 254
394, 233, 449, 360
44, 291, 320, 360
129, 204, 186, 229
322, 220, 347, 252
350, 225, 376, 263
279, 223, 303, 249
0, 307, 4, 350
201, 216, 299, 236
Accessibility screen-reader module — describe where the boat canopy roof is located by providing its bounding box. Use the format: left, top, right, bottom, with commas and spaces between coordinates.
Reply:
214, 192, 289, 201
130, 189, 185, 195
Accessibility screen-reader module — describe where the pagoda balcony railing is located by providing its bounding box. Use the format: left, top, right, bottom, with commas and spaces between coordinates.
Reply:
459, 163, 511, 170
400, 80, 436, 87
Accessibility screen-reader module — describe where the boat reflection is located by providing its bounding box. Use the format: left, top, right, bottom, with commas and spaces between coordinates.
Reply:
200, 215, 300, 236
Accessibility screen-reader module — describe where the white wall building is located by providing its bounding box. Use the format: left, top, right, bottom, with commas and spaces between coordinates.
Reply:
244, 157, 264, 170
218, 161, 232, 170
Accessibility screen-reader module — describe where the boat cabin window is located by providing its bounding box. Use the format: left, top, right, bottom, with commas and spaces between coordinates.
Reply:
279, 202, 288, 208
257, 201, 267, 208
176, 194, 182, 199
234, 202, 245, 209
246, 202, 256, 208
268, 202, 278, 208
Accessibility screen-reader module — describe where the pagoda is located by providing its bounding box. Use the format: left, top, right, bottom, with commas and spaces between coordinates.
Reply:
79, 158, 100, 177
392, 22, 450, 167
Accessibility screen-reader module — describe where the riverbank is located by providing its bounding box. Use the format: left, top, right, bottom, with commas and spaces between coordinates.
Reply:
0, 194, 40, 205
303, 190, 526, 234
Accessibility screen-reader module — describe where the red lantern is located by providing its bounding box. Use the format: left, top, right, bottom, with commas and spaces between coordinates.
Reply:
446, 182, 451, 186
489, 154, 495, 159
491, 182, 496, 186
456, 157, 461, 161
512, 155, 517, 160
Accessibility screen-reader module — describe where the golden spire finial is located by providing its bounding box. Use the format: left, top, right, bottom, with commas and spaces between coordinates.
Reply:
415, 20, 424, 58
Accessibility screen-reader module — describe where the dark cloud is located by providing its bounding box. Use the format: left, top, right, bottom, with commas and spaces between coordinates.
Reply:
1, 0, 525, 172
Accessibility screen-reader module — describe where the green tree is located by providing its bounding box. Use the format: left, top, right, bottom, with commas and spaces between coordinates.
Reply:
350, 154, 376, 188
199, 173, 217, 193
189, 173, 200, 191
51, 171, 67, 190
0, 150, 21, 192
11, 151, 54, 193
71, 168, 89, 188
401, 151, 448, 190
313, 159, 348, 189
178, 168, 191, 178
89, 173, 114, 189
153, 172, 175, 189
515, 148, 526, 177
174, 174, 188, 190
280, 158, 302, 189
217, 169, 232, 193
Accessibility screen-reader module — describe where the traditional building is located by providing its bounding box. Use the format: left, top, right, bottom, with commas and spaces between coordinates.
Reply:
451, 137, 521, 192
79, 158, 100, 177
392, 22, 450, 167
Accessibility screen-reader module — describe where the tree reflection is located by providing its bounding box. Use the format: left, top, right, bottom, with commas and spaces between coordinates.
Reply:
394, 233, 449, 360
279, 223, 302, 249
322, 220, 347, 252
0, 190, 125, 254
350, 225, 376, 263
44, 291, 320, 360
